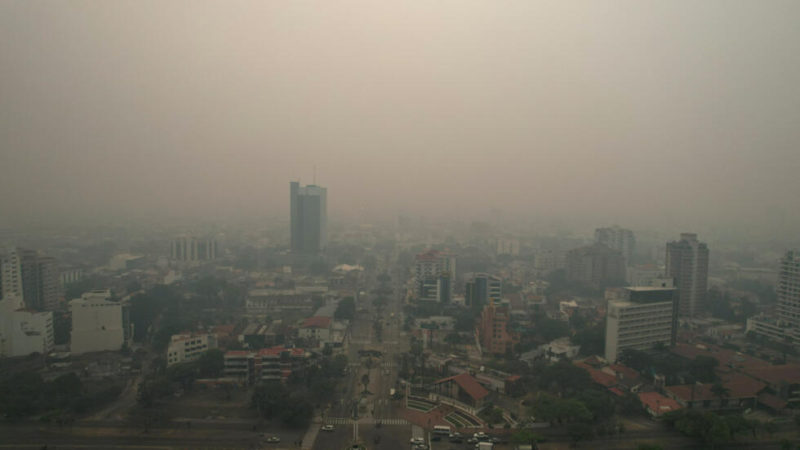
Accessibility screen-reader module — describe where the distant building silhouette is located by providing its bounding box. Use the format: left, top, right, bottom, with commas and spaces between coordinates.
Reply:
595, 226, 635, 264
566, 244, 626, 287
170, 236, 218, 263
290, 181, 327, 254
665, 233, 709, 318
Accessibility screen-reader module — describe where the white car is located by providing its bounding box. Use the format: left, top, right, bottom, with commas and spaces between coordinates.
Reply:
321, 424, 335, 432
410, 437, 425, 444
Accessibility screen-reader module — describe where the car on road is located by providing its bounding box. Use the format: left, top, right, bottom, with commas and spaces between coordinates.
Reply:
321, 424, 335, 431
265, 436, 280, 443
410, 437, 425, 445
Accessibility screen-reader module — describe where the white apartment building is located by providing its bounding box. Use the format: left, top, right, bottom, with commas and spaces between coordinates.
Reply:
0, 249, 54, 357
70, 290, 127, 354
167, 333, 217, 366
605, 287, 678, 362
747, 250, 800, 345
414, 250, 456, 302
0, 297, 54, 357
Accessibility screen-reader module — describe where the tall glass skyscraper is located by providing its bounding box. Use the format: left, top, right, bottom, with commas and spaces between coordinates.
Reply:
290, 181, 327, 254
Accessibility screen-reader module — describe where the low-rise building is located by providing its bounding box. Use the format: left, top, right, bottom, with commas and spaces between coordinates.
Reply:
298, 316, 332, 347
166, 333, 217, 366
638, 392, 683, 417
223, 346, 308, 384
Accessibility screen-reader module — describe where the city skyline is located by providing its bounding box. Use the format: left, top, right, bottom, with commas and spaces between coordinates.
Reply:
1, 1, 799, 238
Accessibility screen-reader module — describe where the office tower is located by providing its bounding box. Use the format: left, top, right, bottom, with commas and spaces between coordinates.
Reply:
595, 226, 635, 264
605, 286, 678, 362
465, 273, 502, 307
170, 236, 218, 262
290, 181, 327, 254
15, 249, 60, 311
665, 233, 709, 318
776, 250, 800, 327
414, 250, 456, 302
566, 244, 626, 286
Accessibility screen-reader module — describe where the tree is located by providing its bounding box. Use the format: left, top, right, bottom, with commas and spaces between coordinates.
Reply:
710, 383, 730, 407
196, 349, 225, 378
566, 422, 594, 445
537, 361, 593, 397
335, 297, 356, 320
361, 373, 370, 394
689, 356, 719, 383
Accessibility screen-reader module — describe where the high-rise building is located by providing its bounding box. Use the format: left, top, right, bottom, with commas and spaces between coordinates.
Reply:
0, 249, 54, 357
776, 250, 800, 327
170, 236, 218, 263
414, 250, 456, 302
0, 249, 24, 301
595, 226, 635, 264
290, 182, 327, 254
3, 249, 60, 311
665, 233, 709, 318
566, 244, 626, 286
465, 273, 502, 307
605, 286, 678, 362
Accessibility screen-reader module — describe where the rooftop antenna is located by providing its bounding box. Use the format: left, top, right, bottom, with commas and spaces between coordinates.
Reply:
313, 164, 317, 185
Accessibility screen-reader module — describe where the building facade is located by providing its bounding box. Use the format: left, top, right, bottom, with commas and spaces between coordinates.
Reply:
478, 304, 518, 356
566, 244, 626, 286
290, 181, 327, 254
595, 226, 635, 264
170, 236, 218, 263
465, 273, 502, 307
166, 333, 218, 366
665, 233, 709, 318
747, 250, 800, 345
605, 286, 678, 362
414, 250, 456, 302
70, 290, 129, 354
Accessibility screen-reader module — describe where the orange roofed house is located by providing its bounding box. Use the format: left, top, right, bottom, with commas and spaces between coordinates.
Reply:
433, 373, 490, 408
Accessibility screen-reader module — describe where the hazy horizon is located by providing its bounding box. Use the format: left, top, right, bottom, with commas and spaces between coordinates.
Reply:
2, 1, 799, 238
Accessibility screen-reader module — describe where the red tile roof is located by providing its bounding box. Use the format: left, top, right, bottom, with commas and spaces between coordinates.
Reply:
257, 347, 305, 357
610, 364, 640, 383
212, 324, 236, 336
434, 373, 490, 401
588, 369, 617, 387
671, 343, 770, 372
758, 392, 788, 411
743, 364, 800, 386
638, 392, 682, 416
609, 387, 625, 397
301, 316, 332, 329
666, 375, 766, 403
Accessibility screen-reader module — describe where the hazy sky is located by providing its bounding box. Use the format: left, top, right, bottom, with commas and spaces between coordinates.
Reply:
1, 1, 799, 235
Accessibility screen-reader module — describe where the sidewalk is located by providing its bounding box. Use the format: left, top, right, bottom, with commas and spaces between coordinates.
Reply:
300, 415, 323, 449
